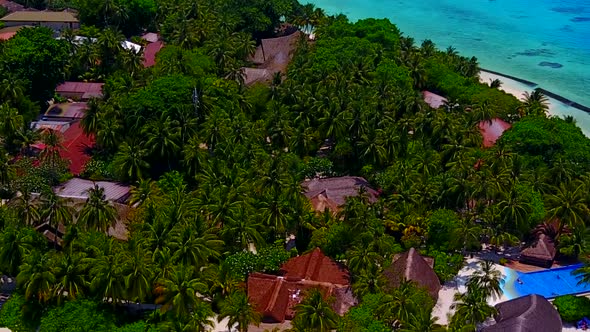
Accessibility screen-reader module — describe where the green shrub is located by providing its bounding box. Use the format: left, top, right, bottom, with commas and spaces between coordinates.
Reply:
553, 295, 590, 322
0, 294, 35, 332
39, 300, 115, 332
225, 245, 290, 280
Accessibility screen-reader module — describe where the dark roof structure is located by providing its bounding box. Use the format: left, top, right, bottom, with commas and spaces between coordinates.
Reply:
56, 82, 104, 100
382, 248, 441, 300
520, 234, 556, 268
247, 248, 354, 323
482, 294, 562, 332
0, 0, 25, 13
1, 11, 78, 22
479, 118, 512, 148
302, 176, 379, 213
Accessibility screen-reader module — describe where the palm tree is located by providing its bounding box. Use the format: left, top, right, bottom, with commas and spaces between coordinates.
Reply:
142, 116, 181, 169
52, 252, 87, 304
86, 238, 126, 307
0, 227, 33, 276
346, 245, 382, 275
401, 311, 446, 332
16, 252, 55, 304
377, 280, 419, 325
449, 286, 496, 328
292, 288, 338, 332
0, 149, 14, 188
184, 299, 216, 332
122, 240, 153, 303
80, 99, 102, 135
155, 265, 207, 319
489, 79, 502, 89
546, 182, 589, 238
77, 185, 117, 233
521, 89, 549, 117
39, 190, 73, 249
220, 205, 264, 250
113, 141, 150, 182
218, 290, 261, 332
0, 104, 24, 140
466, 260, 504, 301
168, 225, 223, 267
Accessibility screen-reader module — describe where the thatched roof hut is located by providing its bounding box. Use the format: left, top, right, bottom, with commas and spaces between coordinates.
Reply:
302, 176, 379, 213
520, 234, 556, 268
482, 294, 562, 332
382, 248, 441, 300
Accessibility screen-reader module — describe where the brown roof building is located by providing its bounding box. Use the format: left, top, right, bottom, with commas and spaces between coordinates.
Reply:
302, 176, 379, 213
248, 248, 355, 323
382, 248, 441, 300
1, 11, 79, 30
519, 234, 556, 268
56, 82, 104, 100
482, 294, 562, 332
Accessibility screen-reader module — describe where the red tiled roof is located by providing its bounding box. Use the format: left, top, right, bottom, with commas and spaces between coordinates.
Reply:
59, 121, 94, 175
479, 118, 512, 148
247, 248, 353, 323
280, 248, 349, 285
143, 41, 163, 67
248, 273, 352, 323
56, 82, 104, 98
0, 32, 16, 40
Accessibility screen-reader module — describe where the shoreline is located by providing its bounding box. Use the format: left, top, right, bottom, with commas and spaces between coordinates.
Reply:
479, 68, 590, 114
478, 69, 590, 138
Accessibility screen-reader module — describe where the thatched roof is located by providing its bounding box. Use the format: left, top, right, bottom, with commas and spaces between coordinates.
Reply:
302, 176, 379, 213
482, 294, 562, 332
382, 248, 441, 300
520, 234, 556, 268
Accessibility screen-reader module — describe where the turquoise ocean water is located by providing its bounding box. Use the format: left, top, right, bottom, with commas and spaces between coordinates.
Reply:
305, 0, 590, 130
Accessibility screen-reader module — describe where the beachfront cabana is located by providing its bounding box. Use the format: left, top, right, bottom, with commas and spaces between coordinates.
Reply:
482, 294, 562, 332
302, 176, 379, 214
382, 248, 441, 300
519, 234, 556, 268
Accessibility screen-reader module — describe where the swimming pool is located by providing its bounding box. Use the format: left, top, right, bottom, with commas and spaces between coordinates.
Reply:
501, 264, 590, 300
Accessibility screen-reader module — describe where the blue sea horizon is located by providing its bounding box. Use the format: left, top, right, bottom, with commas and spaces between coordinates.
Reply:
306, 0, 590, 116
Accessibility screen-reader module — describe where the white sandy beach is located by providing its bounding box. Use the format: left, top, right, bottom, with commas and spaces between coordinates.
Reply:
479, 70, 590, 137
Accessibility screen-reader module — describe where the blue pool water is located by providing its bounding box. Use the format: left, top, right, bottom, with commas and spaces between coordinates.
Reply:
305, 0, 590, 127
502, 264, 590, 299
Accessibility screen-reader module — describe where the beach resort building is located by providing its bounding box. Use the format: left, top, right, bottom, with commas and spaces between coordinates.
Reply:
0, 11, 79, 31
382, 248, 441, 300
247, 248, 355, 323
53, 178, 131, 204
479, 118, 512, 148
55, 82, 104, 101
302, 176, 379, 213
519, 234, 556, 268
244, 31, 302, 85
482, 294, 562, 332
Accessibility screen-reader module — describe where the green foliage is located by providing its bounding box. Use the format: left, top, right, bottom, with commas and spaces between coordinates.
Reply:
13, 157, 68, 193
339, 293, 390, 332
0, 27, 69, 103
499, 116, 590, 169
74, 0, 157, 35
81, 159, 116, 180
302, 157, 334, 179
39, 300, 115, 332
0, 294, 35, 332
116, 321, 159, 332
553, 295, 590, 322
426, 250, 464, 282
426, 209, 461, 251
225, 245, 290, 280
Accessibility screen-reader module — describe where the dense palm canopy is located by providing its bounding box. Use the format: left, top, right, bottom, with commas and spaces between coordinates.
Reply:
1, 0, 590, 330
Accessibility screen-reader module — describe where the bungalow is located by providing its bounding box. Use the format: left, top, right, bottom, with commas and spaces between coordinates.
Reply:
0, 11, 79, 31
248, 248, 355, 323
482, 294, 562, 332
382, 248, 441, 300
55, 82, 104, 100
53, 178, 131, 203
519, 234, 556, 268
302, 176, 379, 213
143, 40, 164, 67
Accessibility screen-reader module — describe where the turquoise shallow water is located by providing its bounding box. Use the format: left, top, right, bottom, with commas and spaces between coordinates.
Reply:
305, 0, 590, 109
